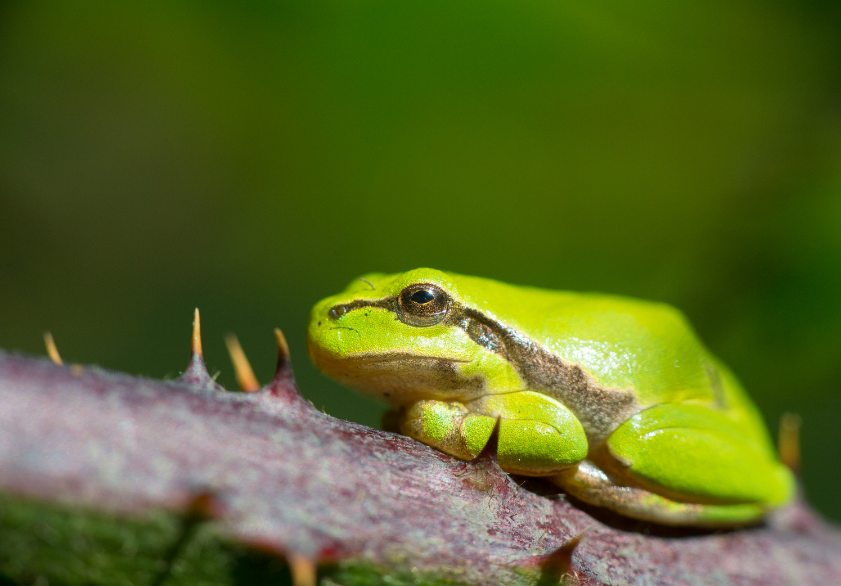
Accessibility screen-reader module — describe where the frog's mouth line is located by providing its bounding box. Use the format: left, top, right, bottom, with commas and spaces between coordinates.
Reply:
346, 352, 470, 365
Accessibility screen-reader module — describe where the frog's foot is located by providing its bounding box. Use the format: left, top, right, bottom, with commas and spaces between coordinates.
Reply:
552, 461, 769, 527
399, 393, 588, 476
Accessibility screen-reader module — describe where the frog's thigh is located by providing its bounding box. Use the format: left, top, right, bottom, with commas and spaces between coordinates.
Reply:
605, 404, 794, 506
400, 394, 587, 476
554, 461, 771, 527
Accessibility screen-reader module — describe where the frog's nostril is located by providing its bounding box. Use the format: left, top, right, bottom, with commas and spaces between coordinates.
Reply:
329, 305, 348, 320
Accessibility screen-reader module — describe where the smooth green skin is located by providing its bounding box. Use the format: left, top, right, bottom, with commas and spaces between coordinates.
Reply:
307, 268, 795, 526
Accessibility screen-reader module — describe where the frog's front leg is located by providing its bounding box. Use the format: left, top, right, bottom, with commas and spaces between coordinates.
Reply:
399, 391, 588, 476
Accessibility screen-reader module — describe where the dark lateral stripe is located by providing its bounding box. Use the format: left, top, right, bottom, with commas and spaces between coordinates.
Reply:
453, 305, 639, 444
328, 296, 396, 320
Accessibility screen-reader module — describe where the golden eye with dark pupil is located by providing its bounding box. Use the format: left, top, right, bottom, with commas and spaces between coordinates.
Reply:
397, 283, 450, 327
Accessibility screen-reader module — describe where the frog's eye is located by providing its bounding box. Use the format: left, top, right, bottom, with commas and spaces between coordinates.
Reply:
397, 283, 451, 327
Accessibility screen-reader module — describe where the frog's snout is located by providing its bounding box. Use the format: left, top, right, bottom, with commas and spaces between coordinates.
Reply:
307, 297, 336, 341
309, 296, 343, 326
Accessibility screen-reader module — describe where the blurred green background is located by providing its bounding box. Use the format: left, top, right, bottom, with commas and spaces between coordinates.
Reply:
1, 0, 840, 522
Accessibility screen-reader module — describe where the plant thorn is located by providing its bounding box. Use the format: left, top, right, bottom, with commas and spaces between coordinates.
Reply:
179, 308, 215, 386
274, 328, 292, 377
779, 412, 802, 475
224, 333, 260, 392
43, 332, 63, 365
289, 553, 317, 586
533, 532, 585, 586
185, 489, 225, 521
192, 308, 203, 359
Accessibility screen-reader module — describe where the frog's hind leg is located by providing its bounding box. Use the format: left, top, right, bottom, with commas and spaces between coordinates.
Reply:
553, 403, 795, 527
554, 461, 768, 527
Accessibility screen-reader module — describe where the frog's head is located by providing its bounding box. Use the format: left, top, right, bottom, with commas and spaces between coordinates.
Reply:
307, 268, 523, 405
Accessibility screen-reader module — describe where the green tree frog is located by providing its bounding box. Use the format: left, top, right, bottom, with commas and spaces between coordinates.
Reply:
307, 268, 794, 526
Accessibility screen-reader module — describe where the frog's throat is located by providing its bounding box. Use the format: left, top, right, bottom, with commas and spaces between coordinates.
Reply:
330, 295, 640, 445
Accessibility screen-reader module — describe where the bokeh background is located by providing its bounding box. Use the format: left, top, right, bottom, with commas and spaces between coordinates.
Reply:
1, 1, 840, 521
